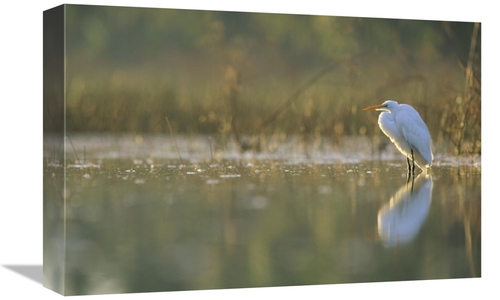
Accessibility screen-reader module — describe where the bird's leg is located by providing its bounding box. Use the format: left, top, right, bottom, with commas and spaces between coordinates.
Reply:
406, 157, 412, 181
410, 173, 415, 193
411, 149, 415, 176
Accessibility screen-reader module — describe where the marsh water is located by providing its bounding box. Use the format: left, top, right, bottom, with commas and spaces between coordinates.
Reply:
43, 134, 481, 295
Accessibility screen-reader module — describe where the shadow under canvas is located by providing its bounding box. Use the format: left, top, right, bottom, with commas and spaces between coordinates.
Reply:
3, 265, 43, 285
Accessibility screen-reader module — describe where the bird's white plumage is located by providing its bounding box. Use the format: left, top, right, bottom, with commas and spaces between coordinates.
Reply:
366, 100, 433, 170
377, 173, 433, 247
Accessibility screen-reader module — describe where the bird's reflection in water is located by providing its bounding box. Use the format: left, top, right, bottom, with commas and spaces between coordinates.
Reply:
377, 173, 433, 247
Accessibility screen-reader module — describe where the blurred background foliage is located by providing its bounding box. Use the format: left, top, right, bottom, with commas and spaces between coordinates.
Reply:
49, 4, 480, 156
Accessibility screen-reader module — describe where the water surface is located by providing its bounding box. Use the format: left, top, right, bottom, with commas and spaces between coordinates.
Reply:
43, 134, 481, 295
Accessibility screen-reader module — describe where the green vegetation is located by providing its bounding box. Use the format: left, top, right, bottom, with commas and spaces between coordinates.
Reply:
51, 4, 480, 156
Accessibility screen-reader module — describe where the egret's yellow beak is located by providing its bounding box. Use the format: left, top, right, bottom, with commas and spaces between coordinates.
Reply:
363, 104, 384, 111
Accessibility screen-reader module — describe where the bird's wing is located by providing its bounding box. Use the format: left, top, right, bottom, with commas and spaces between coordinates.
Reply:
378, 112, 401, 144
378, 112, 411, 156
396, 108, 433, 165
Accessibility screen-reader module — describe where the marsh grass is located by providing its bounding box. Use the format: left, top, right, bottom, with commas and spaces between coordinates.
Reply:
61, 48, 480, 159
55, 6, 481, 159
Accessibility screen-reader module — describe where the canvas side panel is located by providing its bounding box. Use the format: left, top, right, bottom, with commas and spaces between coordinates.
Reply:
43, 4, 66, 295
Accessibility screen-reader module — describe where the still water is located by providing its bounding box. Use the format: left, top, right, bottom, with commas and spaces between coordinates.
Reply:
43, 134, 481, 295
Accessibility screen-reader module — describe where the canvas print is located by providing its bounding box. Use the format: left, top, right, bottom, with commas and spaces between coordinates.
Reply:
43, 4, 481, 296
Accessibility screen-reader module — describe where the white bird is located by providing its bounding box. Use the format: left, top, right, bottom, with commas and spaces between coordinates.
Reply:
363, 100, 433, 175
377, 173, 433, 247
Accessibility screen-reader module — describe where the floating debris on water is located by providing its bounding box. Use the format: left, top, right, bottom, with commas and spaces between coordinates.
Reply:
220, 174, 241, 178
47, 134, 481, 169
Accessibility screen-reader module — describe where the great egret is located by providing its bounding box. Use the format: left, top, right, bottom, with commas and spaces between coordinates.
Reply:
377, 173, 433, 247
363, 100, 433, 175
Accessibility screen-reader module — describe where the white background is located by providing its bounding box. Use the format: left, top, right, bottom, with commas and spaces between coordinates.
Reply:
1, 0, 497, 299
